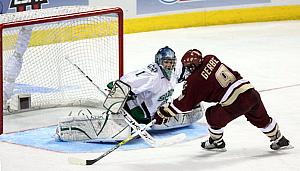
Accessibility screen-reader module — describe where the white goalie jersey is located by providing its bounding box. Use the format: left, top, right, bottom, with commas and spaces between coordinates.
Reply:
120, 62, 178, 117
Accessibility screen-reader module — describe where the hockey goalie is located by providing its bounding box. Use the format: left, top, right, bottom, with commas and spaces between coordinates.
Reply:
55, 47, 204, 142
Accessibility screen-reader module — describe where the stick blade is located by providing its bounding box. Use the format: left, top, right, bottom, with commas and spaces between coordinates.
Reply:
68, 157, 87, 165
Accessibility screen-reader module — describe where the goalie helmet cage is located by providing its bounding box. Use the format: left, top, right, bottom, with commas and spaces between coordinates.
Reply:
0, 6, 124, 134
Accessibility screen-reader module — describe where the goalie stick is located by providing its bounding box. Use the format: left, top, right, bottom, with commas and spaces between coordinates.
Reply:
68, 119, 156, 165
64, 57, 107, 97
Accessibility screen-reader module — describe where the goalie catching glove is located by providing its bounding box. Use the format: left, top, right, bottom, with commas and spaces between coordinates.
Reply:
154, 103, 178, 125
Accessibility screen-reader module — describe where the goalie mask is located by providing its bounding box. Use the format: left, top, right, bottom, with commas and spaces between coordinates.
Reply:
181, 49, 202, 74
155, 46, 177, 80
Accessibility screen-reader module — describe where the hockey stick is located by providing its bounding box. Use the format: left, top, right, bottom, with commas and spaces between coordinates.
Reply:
64, 57, 107, 97
120, 109, 186, 147
105, 80, 186, 147
68, 119, 156, 165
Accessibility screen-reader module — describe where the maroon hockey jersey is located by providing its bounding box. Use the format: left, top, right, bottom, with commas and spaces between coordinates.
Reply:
173, 55, 243, 112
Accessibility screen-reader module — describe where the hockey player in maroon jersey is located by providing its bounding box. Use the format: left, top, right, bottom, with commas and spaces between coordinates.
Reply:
154, 49, 292, 151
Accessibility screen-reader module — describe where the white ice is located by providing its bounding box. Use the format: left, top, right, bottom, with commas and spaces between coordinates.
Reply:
1, 20, 300, 171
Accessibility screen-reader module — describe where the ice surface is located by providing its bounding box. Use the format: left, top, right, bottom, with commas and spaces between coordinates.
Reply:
1, 20, 300, 171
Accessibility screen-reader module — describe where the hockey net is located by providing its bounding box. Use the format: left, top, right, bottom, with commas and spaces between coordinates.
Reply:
0, 6, 123, 134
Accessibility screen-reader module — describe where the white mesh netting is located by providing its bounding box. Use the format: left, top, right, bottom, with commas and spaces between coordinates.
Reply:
1, 6, 122, 111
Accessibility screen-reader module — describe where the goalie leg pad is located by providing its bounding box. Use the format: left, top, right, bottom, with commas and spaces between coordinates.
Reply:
152, 103, 204, 130
55, 112, 131, 142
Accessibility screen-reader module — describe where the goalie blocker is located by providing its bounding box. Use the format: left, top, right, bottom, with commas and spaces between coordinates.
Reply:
55, 80, 204, 142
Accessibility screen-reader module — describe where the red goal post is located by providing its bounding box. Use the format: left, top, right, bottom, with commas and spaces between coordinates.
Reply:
0, 6, 124, 134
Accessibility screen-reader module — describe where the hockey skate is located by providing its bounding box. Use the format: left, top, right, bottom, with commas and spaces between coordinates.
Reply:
201, 137, 227, 152
270, 136, 293, 150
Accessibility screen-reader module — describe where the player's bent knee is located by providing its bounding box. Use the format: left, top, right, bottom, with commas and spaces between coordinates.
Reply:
205, 106, 228, 128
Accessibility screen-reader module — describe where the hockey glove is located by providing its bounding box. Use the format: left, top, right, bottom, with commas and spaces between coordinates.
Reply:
153, 103, 177, 125
106, 81, 115, 89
